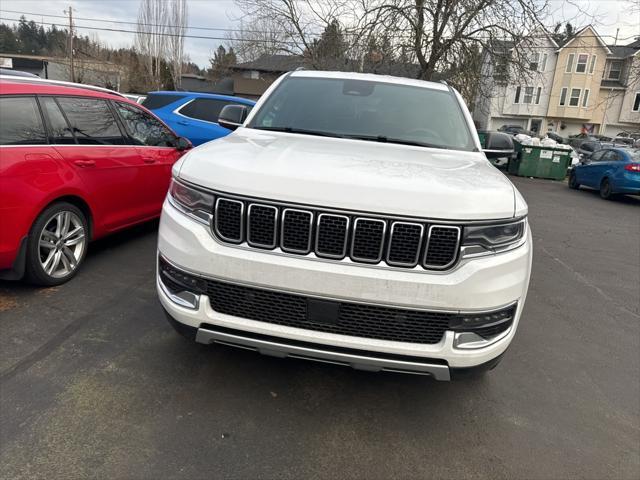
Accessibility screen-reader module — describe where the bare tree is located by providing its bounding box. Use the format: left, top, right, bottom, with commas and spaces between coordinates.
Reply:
136, 0, 168, 90
232, 0, 362, 68
226, 17, 291, 62
166, 0, 188, 89
357, 0, 550, 82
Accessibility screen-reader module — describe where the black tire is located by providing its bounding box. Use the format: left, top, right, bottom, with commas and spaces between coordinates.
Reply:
568, 171, 580, 189
599, 178, 614, 200
25, 202, 89, 286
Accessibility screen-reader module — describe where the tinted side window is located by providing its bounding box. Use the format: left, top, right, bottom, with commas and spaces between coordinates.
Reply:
179, 98, 232, 123
582, 142, 595, 152
57, 97, 124, 145
0, 96, 47, 145
114, 102, 176, 147
40, 96, 76, 144
590, 150, 605, 162
142, 94, 186, 110
603, 151, 620, 162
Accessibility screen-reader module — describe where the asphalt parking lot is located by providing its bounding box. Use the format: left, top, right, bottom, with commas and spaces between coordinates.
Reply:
1, 176, 639, 480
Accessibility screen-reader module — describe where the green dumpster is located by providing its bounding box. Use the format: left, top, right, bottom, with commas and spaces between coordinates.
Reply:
509, 143, 572, 180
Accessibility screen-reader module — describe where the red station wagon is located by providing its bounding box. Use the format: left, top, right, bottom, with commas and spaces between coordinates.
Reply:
0, 77, 191, 285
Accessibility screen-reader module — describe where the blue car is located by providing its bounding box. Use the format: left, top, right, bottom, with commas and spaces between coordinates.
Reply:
142, 92, 255, 146
569, 147, 640, 199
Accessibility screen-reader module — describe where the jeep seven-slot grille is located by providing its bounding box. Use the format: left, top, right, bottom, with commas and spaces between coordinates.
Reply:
212, 195, 461, 271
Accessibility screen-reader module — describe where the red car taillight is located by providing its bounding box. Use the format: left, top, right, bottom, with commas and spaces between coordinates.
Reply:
624, 163, 640, 172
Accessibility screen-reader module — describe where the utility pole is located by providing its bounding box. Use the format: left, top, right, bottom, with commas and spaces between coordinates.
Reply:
65, 6, 75, 82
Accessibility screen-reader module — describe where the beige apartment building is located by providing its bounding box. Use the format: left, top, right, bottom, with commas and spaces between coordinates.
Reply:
474, 26, 640, 137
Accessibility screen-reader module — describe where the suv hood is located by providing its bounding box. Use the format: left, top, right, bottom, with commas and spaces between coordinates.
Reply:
178, 128, 517, 220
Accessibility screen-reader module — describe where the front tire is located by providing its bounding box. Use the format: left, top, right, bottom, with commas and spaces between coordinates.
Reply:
25, 202, 89, 286
568, 171, 580, 189
600, 178, 614, 200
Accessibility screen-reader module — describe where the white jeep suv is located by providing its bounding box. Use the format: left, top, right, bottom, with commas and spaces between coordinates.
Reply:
157, 71, 532, 380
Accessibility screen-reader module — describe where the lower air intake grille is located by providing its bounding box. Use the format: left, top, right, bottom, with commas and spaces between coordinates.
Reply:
206, 280, 452, 344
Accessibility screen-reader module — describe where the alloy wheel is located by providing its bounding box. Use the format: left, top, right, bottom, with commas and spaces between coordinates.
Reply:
38, 210, 86, 278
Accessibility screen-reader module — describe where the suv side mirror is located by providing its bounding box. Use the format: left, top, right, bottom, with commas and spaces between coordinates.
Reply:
482, 132, 514, 159
219, 105, 248, 131
174, 136, 192, 151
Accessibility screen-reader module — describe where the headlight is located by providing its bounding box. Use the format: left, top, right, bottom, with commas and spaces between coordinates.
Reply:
168, 179, 214, 224
461, 218, 527, 256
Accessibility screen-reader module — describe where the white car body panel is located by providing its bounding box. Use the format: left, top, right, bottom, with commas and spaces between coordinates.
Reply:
159, 70, 532, 379
179, 128, 516, 220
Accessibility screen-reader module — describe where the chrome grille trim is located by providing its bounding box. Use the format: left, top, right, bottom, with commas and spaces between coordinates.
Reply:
214, 198, 244, 244
350, 218, 387, 263
386, 221, 425, 268
208, 191, 466, 271
280, 208, 313, 254
315, 213, 350, 259
246, 203, 278, 249
423, 225, 461, 270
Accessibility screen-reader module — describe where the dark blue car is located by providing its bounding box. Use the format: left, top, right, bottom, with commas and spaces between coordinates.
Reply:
142, 92, 255, 146
569, 147, 640, 199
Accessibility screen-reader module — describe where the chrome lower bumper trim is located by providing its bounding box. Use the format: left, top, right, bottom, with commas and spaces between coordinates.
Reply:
195, 326, 451, 381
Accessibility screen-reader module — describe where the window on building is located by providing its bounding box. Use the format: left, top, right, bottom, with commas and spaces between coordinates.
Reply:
565, 53, 575, 73
535, 86, 542, 105
57, 97, 125, 145
569, 88, 581, 107
588, 55, 597, 74
529, 52, 540, 70
633, 92, 640, 112
582, 89, 590, 107
242, 70, 260, 80
523, 86, 534, 104
576, 54, 589, 73
540, 53, 548, 72
514, 86, 521, 104
559, 87, 568, 106
0, 96, 47, 145
608, 61, 622, 80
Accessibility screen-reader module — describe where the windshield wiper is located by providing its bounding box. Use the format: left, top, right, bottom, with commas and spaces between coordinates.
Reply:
342, 134, 451, 150
252, 126, 344, 138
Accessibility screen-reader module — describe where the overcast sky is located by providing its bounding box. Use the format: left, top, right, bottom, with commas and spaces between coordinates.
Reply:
0, 0, 638, 69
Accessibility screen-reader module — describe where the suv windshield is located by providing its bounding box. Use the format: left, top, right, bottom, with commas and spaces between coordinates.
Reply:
248, 76, 475, 151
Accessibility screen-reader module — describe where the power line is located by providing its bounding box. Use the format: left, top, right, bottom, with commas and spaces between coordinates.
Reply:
1, 13, 638, 49
0, 8, 285, 35
2, 8, 638, 43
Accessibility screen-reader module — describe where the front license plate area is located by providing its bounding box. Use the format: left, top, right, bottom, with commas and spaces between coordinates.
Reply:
306, 298, 340, 325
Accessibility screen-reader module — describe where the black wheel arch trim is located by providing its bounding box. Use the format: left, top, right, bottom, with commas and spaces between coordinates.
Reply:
0, 235, 28, 281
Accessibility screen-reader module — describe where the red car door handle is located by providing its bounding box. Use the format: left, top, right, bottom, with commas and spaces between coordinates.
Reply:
73, 160, 96, 167
143, 158, 157, 164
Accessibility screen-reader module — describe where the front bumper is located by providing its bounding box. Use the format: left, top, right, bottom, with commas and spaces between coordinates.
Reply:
158, 198, 532, 377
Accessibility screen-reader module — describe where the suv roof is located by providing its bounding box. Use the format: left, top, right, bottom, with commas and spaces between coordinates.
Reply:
0, 77, 132, 103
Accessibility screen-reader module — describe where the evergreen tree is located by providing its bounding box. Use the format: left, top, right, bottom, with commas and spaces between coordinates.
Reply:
0, 24, 19, 52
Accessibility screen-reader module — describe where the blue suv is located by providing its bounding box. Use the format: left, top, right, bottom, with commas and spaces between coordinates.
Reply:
142, 92, 255, 146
